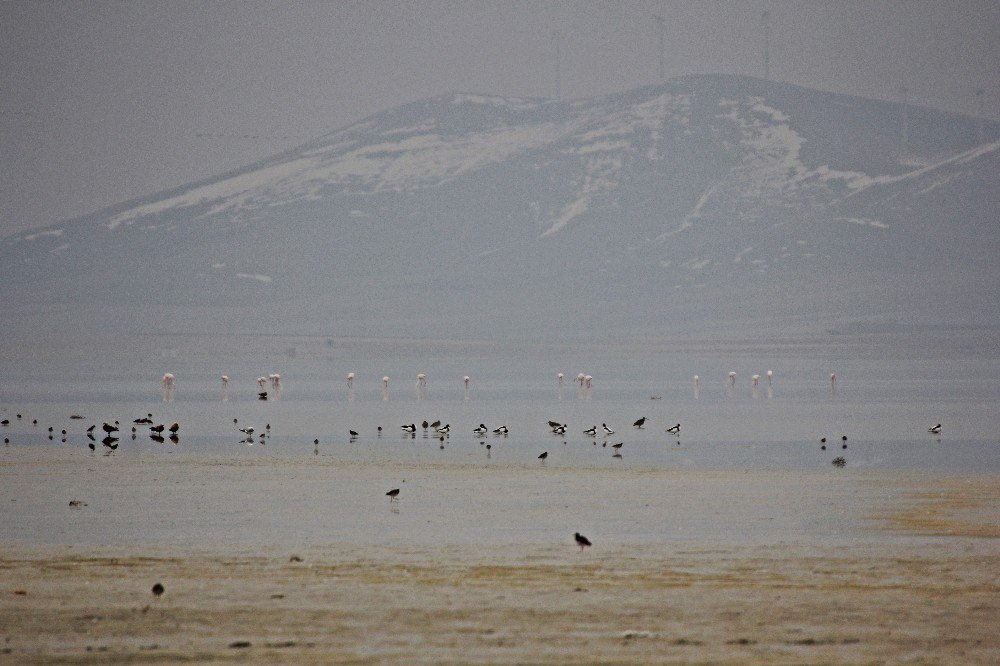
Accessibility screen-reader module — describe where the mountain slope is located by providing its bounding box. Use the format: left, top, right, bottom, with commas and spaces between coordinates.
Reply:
3, 74, 997, 339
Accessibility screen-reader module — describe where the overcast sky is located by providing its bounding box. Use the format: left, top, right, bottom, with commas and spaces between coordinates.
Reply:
2, 0, 997, 236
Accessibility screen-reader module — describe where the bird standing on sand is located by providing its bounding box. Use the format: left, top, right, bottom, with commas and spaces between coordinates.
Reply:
401, 424, 416, 433
928, 423, 942, 435
633, 417, 646, 428
538, 451, 548, 460
602, 423, 615, 435
583, 426, 597, 437
386, 488, 400, 501
574, 532, 592, 550
666, 424, 680, 435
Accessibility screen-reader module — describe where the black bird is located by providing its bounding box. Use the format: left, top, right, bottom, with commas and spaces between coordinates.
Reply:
150, 424, 165, 434
70, 415, 85, 420
633, 417, 646, 428
87, 424, 96, 432
258, 391, 268, 400
538, 451, 548, 460
547, 420, 562, 428
612, 442, 623, 450
102, 422, 119, 434
102, 436, 118, 448
349, 430, 359, 438
430, 420, 441, 429
422, 420, 429, 429
168, 423, 179, 434
386, 488, 400, 501
88, 441, 95, 451
574, 532, 592, 550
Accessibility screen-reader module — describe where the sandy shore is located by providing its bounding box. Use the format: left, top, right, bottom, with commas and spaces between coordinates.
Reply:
3, 472, 998, 664
2, 450, 998, 663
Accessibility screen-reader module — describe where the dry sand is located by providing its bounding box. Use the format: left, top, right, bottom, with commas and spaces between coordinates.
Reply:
2, 473, 998, 664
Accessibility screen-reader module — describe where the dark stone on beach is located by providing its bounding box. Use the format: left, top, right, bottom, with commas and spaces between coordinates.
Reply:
228, 641, 251, 649
69, 500, 87, 508
151, 583, 164, 596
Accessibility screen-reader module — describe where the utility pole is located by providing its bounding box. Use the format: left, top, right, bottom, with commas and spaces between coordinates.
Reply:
761, 9, 770, 80
653, 14, 665, 83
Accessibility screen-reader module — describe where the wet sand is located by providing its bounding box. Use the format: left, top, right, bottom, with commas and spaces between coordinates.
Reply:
1, 466, 997, 664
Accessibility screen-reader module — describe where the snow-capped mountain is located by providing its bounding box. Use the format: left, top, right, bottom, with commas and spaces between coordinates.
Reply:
3, 74, 997, 339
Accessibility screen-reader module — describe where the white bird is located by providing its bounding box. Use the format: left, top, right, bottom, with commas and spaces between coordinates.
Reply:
928, 423, 942, 435
161, 373, 176, 389
401, 423, 416, 433
751, 374, 761, 387
766, 369, 773, 386
728, 371, 737, 387
602, 423, 614, 435
666, 423, 681, 435
583, 425, 597, 437
383, 376, 390, 388
584, 375, 593, 389
220, 375, 229, 387
346, 372, 354, 388
557, 373, 564, 385
269, 373, 281, 390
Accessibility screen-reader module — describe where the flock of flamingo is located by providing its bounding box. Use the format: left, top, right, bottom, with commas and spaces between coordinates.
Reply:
159, 368, 845, 402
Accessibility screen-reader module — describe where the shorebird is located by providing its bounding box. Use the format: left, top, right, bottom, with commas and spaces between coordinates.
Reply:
666, 424, 681, 435
349, 430, 359, 438
87, 424, 96, 432
150, 424, 165, 434
612, 442, 623, 450
551, 425, 566, 435
238, 427, 254, 436
928, 423, 942, 435
473, 424, 488, 434
583, 425, 597, 437
386, 488, 400, 501
574, 532, 592, 550
168, 423, 179, 434
258, 391, 268, 400
493, 425, 508, 434
70, 415, 85, 420
538, 451, 548, 460
436, 424, 451, 434
102, 422, 119, 434
547, 420, 563, 428
401, 423, 416, 433
633, 417, 646, 428
602, 423, 615, 435
430, 420, 441, 429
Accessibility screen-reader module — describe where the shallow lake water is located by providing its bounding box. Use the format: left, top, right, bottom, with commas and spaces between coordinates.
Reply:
1, 336, 997, 551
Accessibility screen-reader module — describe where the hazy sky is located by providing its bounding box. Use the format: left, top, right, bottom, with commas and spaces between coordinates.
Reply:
2, 0, 997, 236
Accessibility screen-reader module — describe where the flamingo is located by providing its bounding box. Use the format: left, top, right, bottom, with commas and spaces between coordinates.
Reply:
161, 373, 176, 402
752, 374, 761, 388
269, 373, 281, 391
463, 375, 470, 399
257, 376, 267, 390
830, 372, 837, 394
557, 373, 564, 386
346, 372, 354, 389
382, 376, 390, 401
766, 369, 773, 386
728, 371, 737, 388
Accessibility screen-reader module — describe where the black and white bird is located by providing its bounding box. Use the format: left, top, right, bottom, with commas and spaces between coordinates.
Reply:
928, 423, 942, 435
551, 424, 567, 435
583, 425, 597, 437
574, 532, 592, 550
238, 427, 254, 436
473, 424, 488, 434
493, 425, 508, 434
602, 423, 615, 435
401, 423, 416, 433
666, 423, 681, 435
633, 417, 646, 428
436, 424, 451, 434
